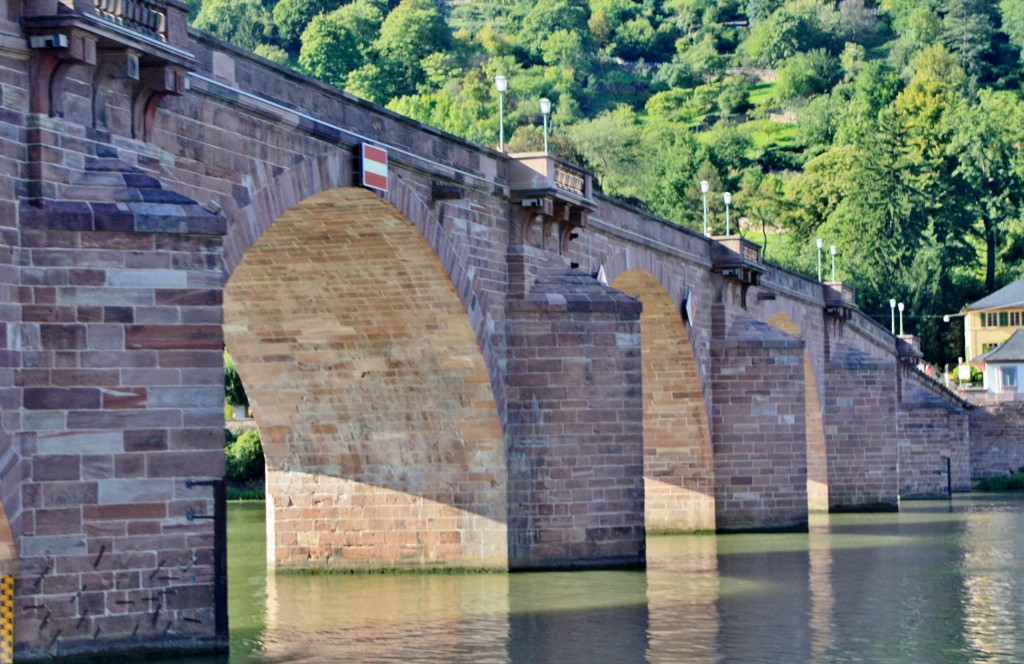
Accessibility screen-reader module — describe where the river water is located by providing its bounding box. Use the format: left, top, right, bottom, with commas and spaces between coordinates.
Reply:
213, 495, 1024, 663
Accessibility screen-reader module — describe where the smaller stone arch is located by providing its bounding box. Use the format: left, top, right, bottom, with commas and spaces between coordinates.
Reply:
767, 311, 828, 511
611, 268, 715, 532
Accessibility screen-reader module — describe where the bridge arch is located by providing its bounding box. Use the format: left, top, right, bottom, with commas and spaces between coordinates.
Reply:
766, 311, 828, 511
610, 268, 715, 532
224, 185, 507, 570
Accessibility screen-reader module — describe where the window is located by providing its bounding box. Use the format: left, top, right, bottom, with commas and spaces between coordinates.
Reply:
1012, 311, 1022, 326
983, 343, 1000, 353
1001, 367, 1017, 391
980, 313, 987, 327
1000, 311, 1009, 326
988, 313, 999, 326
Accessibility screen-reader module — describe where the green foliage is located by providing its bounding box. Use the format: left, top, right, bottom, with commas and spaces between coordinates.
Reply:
192, 0, 271, 50
225, 428, 265, 483
775, 49, 840, 101
299, 12, 364, 89
975, 468, 1024, 492
224, 350, 249, 408
273, 0, 335, 49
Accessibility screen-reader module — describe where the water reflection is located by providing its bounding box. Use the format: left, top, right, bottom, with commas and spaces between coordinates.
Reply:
220, 497, 1024, 663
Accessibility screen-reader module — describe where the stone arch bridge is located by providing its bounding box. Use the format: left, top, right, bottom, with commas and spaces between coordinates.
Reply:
0, 1, 979, 659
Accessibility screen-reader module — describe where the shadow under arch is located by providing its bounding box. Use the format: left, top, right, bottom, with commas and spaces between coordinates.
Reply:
224, 186, 507, 571
610, 269, 715, 532
766, 312, 828, 512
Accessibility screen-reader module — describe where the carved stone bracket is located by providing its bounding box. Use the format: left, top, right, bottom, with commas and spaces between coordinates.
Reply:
22, 0, 194, 139
711, 236, 765, 309
509, 153, 595, 255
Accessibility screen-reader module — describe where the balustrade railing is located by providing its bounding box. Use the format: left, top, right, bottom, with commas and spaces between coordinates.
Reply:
94, 0, 167, 40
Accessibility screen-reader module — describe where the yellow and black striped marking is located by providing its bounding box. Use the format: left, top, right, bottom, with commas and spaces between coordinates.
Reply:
0, 575, 12, 664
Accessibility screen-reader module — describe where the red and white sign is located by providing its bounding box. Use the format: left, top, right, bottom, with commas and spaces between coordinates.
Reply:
361, 143, 388, 192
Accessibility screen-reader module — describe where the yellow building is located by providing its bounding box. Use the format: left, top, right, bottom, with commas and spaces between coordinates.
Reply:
962, 280, 1024, 362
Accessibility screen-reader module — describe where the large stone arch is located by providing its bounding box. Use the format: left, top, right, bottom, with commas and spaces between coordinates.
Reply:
610, 269, 715, 532
224, 186, 507, 570
766, 312, 828, 511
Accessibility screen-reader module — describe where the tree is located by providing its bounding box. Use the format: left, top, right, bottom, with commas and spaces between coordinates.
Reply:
1001, 0, 1024, 62
273, 0, 336, 50
949, 90, 1024, 291
374, 0, 452, 96
941, 0, 994, 77
775, 49, 841, 101
518, 0, 594, 62
224, 350, 248, 408
192, 0, 270, 51
568, 105, 643, 198
299, 13, 364, 89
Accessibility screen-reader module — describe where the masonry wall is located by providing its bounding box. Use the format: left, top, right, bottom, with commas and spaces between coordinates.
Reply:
823, 347, 898, 511
0, 8, 28, 581
13, 217, 227, 658
969, 398, 1024, 479
505, 273, 646, 569
897, 371, 971, 497
710, 314, 808, 532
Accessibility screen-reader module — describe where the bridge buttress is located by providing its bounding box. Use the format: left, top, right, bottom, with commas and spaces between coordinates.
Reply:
710, 315, 809, 533
505, 271, 645, 569
822, 346, 899, 512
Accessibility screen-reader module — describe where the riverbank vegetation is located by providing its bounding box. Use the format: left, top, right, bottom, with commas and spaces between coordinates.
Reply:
190, 0, 1024, 366
975, 468, 1024, 492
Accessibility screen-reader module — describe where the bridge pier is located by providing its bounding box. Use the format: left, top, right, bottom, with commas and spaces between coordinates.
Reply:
823, 347, 899, 511
710, 317, 808, 532
505, 271, 646, 569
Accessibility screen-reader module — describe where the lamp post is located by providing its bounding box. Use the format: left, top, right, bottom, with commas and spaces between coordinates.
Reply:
816, 238, 823, 282
898, 302, 905, 335
700, 180, 709, 236
540, 97, 551, 152
495, 75, 508, 152
890, 298, 896, 334
723, 191, 732, 235
829, 244, 836, 282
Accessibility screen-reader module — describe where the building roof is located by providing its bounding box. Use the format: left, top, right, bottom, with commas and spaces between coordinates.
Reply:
964, 280, 1024, 311
976, 329, 1024, 363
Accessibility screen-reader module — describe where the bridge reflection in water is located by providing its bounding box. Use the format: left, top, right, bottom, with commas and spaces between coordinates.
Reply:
184, 497, 1024, 663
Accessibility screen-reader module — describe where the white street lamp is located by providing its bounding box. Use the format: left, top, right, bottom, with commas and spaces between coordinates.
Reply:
898, 302, 905, 336
700, 180, 709, 236
829, 244, 837, 282
540, 97, 551, 153
816, 238, 824, 282
723, 191, 732, 235
889, 298, 896, 335
495, 75, 508, 152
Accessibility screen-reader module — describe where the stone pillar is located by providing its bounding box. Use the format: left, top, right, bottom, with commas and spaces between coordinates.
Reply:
13, 154, 227, 658
710, 317, 808, 532
505, 272, 645, 569
822, 346, 898, 511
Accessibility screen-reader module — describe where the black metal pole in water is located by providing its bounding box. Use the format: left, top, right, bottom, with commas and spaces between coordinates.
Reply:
186, 479, 229, 642
943, 456, 952, 499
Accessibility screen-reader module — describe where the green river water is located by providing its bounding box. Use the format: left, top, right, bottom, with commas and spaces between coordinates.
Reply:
201, 495, 1024, 663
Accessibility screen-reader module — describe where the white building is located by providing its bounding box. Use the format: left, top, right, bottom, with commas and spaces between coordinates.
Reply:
975, 329, 1024, 395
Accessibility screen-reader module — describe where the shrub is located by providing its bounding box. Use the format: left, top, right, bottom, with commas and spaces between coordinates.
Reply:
225, 428, 264, 483
224, 349, 249, 408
